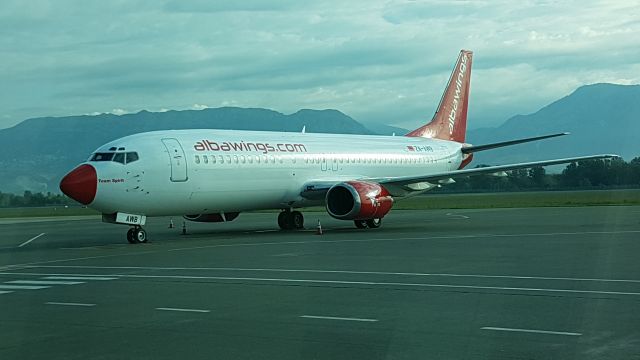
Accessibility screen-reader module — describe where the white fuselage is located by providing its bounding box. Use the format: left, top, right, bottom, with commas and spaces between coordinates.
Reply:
86, 129, 463, 216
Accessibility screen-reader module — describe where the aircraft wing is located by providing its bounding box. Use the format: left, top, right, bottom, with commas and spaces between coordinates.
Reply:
301, 154, 619, 199
376, 154, 619, 190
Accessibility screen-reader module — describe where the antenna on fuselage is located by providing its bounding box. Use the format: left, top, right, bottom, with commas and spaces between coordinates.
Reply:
301, 126, 306, 134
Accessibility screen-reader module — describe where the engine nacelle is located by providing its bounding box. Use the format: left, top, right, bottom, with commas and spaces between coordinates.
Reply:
184, 212, 240, 222
325, 181, 394, 220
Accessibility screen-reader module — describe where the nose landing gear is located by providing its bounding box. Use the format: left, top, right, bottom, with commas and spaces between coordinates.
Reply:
127, 226, 148, 244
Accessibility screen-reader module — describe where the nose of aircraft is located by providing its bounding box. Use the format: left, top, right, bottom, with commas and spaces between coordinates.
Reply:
59, 164, 97, 205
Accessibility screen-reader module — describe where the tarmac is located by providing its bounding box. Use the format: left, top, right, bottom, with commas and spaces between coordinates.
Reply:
1, 206, 639, 359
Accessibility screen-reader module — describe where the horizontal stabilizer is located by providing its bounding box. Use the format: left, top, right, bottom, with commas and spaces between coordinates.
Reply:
462, 133, 569, 154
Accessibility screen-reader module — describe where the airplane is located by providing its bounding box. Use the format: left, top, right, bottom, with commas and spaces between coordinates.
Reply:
59, 50, 618, 244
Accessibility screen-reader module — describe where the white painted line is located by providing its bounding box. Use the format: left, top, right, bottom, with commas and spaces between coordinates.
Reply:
481, 327, 582, 336
0, 290, 13, 295
301, 315, 378, 322
46, 302, 96, 307
446, 213, 470, 219
156, 307, 210, 313
0, 284, 49, 290
43, 276, 118, 281
6, 271, 640, 297
3, 229, 640, 270
18, 233, 45, 247
7, 280, 84, 285
25, 266, 640, 284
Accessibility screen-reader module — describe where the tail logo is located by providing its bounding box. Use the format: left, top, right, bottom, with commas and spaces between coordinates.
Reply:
448, 54, 468, 135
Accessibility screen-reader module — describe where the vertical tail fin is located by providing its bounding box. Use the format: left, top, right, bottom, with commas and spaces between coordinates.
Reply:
406, 50, 472, 143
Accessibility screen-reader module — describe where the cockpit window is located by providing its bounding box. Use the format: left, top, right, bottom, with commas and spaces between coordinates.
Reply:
126, 152, 139, 164
113, 152, 125, 164
91, 152, 114, 161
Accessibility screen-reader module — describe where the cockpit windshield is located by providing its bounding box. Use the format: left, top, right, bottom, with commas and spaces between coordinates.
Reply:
90, 152, 139, 164
91, 152, 114, 161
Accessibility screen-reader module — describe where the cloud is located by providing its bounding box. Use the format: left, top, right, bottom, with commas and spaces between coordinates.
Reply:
191, 104, 209, 110
0, 0, 639, 130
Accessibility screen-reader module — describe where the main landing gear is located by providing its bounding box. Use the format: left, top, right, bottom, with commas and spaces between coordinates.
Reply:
278, 210, 304, 230
354, 218, 382, 229
127, 226, 148, 244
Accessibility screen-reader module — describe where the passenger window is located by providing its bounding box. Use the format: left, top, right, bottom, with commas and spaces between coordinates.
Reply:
195, 155, 200, 164
226, 155, 231, 163
203, 155, 209, 164
219, 155, 224, 164
113, 153, 125, 164
125, 152, 139, 164
211, 155, 216, 164
248, 155, 253, 164
240, 155, 246, 164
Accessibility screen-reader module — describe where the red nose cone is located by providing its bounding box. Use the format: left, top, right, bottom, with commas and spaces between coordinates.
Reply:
60, 164, 97, 205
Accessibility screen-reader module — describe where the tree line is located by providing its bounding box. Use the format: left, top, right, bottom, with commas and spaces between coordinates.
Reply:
443, 157, 640, 192
0, 191, 74, 208
1, 157, 639, 207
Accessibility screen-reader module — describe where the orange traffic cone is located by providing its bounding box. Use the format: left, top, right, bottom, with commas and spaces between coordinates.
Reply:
316, 220, 323, 235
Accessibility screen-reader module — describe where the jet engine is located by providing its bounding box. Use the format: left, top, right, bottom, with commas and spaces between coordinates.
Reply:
325, 181, 393, 220
184, 212, 240, 222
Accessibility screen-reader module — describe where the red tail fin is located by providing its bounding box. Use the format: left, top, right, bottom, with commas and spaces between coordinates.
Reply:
406, 50, 472, 143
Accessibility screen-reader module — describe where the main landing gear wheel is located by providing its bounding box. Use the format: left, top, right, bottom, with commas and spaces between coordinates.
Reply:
278, 211, 304, 230
354, 218, 382, 229
366, 218, 382, 228
127, 227, 148, 244
354, 220, 368, 229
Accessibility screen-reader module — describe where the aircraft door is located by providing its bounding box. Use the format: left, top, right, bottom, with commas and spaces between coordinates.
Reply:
161, 138, 188, 182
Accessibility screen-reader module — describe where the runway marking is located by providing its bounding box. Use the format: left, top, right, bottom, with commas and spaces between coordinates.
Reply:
2, 229, 639, 270
156, 307, 210, 313
26, 266, 640, 284
18, 233, 45, 247
301, 315, 378, 322
43, 276, 118, 281
0, 291, 12, 295
2, 271, 640, 297
481, 327, 582, 336
0, 284, 49, 290
46, 302, 96, 307
165, 230, 640, 253
446, 213, 470, 219
7, 280, 84, 285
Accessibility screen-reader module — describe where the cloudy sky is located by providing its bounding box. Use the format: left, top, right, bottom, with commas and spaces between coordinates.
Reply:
1, 0, 639, 130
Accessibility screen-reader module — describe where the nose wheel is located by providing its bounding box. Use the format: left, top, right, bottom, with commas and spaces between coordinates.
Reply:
127, 227, 148, 244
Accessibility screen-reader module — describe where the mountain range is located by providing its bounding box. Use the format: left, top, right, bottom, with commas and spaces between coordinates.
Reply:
0, 83, 637, 194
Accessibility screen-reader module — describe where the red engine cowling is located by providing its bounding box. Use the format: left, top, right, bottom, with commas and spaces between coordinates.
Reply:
184, 212, 240, 222
325, 181, 394, 220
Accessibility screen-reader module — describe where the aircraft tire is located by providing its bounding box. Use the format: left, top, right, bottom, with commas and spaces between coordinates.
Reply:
132, 228, 148, 244
354, 220, 368, 229
366, 218, 382, 228
127, 228, 136, 244
291, 211, 304, 230
278, 211, 291, 230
